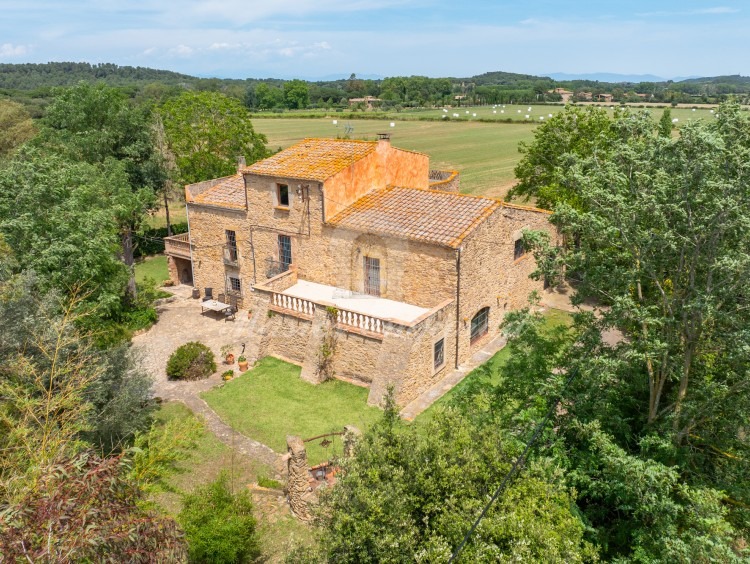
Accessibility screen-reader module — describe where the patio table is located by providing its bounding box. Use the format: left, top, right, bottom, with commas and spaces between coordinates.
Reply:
201, 299, 231, 315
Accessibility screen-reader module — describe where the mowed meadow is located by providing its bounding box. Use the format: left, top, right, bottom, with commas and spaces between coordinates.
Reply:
252, 104, 726, 198
254, 118, 534, 197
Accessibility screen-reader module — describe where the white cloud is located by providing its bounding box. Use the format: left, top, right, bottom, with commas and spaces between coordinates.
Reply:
168, 44, 194, 56
0, 43, 28, 58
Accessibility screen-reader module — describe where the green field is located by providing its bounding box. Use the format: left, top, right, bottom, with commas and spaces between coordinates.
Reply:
254, 118, 535, 197
253, 104, 722, 198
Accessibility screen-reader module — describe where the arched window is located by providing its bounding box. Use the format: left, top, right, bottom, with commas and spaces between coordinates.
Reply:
470, 307, 490, 343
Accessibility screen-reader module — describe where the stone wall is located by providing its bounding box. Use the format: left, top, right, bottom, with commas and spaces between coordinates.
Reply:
456, 203, 556, 362
167, 256, 193, 286
428, 170, 460, 193
186, 204, 251, 301
368, 300, 456, 406
315, 227, 457, 308
249, 287, 457, 407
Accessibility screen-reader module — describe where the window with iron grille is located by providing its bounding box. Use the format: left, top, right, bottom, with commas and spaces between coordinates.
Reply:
225, 230, 238, 261
278, 235, 292, 271
514, 238, 526, 260
470, 307, 489, 343
228, 276, 242, 295
363, 256, 380, 296
434, 338, 445, 370
277, 184, 290, 208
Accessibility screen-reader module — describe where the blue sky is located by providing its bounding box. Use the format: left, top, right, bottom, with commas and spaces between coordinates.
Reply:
1, 1, 747, 79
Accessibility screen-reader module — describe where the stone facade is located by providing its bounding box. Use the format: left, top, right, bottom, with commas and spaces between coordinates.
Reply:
166, 137, 556, 408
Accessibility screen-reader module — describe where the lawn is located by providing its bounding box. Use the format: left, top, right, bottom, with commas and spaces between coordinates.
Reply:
135, 255, 169, 285
152, 402, 314, 561
415, 308, 572, 422
202, 357, 383, 465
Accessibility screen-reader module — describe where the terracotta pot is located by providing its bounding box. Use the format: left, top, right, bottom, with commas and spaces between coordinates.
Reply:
225, 353, 235, 365
238, 360, 249, 371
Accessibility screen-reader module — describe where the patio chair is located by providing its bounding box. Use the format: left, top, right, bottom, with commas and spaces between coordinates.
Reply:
224, 304, 237, 322
217, 292, 226, 304
203, 287, 213, 302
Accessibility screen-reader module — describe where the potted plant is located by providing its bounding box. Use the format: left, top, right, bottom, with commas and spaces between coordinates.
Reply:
220, 344, 234, 365
222, 369, 234, 381
247, 309, 253, 319
237, 355, 249, 371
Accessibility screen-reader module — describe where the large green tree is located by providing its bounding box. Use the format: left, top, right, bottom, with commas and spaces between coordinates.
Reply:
160, 90, 269, 184
300, 400, 597, 562
510, 105, 618, 210
284, 79, 310, 109
499, 102, 750, 559
0, 99, 34, 159
34, 82, 166, 300
0, 149, 128, 314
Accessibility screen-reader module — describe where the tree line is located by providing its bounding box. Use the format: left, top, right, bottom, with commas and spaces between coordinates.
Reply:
3, 63, 749, 120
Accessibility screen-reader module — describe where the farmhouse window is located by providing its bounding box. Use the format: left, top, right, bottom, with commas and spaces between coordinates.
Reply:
277, 184, 290, 208
278, 235, 292, 271
363, 256, 381, 296
228, 276, 242, 295
470, 307, 490, 343
434, 338, 445, 371
225, 230, 238, 262
514, 238, 526, 260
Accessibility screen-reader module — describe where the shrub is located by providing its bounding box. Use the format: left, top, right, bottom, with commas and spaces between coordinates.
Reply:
179, 473, 260, 563
166, 342, 216, 381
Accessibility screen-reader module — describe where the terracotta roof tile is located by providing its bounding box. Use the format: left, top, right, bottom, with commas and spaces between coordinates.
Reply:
328, 186, 501, 248
192, 174, 246, 209
244, 138, 377, 181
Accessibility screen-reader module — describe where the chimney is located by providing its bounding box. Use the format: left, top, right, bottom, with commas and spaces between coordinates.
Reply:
376, 132, 391, 142
236, 155, 246, 172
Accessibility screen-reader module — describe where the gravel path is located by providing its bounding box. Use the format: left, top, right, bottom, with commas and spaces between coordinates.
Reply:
132, 288, 284, 471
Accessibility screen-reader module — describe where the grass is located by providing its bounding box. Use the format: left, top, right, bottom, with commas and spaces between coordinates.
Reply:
254, 117, 534, 197
201, 357, 383, 465
151, 402, 314, 562
415, 308, 573, 422
144, 201, 188, 229
135, 255, 169, 285
253, 104, 725, 198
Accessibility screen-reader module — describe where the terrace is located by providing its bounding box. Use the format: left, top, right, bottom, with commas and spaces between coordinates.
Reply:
254, 267, 446, 340
164, 232, 193, 259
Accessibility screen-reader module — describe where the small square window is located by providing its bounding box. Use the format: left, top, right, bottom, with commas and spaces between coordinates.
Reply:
434, 338, 445, 371
277, 184, 290, 208
514, 238, 526, 260
228, 276, 241, 294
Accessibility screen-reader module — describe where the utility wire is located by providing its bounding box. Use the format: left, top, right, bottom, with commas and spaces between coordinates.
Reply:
448, 367, 579, 563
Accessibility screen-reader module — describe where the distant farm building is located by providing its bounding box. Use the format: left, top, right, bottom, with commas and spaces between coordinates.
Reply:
549, 88, 574, 103
348, 96, 382, 109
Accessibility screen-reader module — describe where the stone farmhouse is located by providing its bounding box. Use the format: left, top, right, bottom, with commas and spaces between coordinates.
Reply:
165, 136, 554, 407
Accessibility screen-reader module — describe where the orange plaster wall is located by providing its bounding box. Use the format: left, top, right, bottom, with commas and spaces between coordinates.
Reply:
322, 142, 429, 221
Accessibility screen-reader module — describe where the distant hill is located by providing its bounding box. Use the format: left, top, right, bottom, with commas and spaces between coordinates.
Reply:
547, 72, 667, 83
678, 74, 750, 85
0, 62, 197, 90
